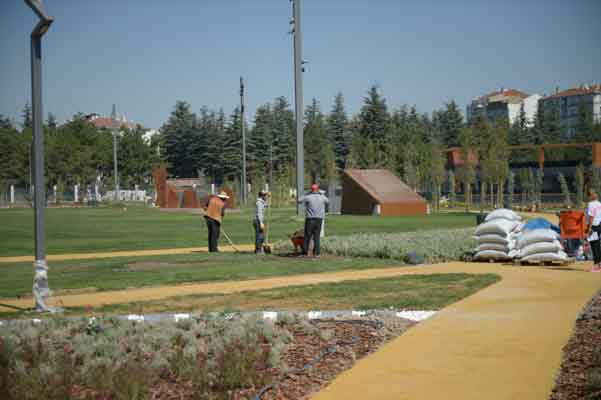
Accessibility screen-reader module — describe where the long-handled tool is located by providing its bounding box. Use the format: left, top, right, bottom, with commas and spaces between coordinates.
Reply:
221, 227, 241, 253
263, 195, 273, 254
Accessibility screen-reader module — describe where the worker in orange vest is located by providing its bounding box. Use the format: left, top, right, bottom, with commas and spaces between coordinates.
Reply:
203, 191, 229, 252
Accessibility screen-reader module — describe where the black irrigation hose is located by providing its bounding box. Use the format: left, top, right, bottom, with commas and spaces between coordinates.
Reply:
253, 319, 382, 400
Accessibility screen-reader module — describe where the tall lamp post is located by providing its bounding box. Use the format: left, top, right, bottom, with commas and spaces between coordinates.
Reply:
25, 0, 53, 312
291, 0, 304, 215
240, 77, 247, 204
111, 104, 119, 201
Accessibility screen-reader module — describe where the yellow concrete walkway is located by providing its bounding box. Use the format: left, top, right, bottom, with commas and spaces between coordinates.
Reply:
313, 262, 601, 400
0, 244, 255, 264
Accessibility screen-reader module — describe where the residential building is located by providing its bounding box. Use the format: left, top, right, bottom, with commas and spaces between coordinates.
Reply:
83, 113, 139, 131
467, 88, 540, 127
539, 84, 601, 138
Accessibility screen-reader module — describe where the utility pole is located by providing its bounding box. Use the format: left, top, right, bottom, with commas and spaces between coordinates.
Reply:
240, 77, 247, 204
291, 0, 304, 215
25, 0, 53, 312
111, 104, 119, 201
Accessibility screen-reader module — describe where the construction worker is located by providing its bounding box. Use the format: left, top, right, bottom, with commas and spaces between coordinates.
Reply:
203, 191, 229, 252
297, 183, 329, 258
254, 190, 269, 254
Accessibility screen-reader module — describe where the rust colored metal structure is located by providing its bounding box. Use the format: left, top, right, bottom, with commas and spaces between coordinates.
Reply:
341, 169, 427, 216
152, 166, 236, 209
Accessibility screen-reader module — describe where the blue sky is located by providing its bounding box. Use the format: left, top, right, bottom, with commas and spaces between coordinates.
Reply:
1, 0, 599, 129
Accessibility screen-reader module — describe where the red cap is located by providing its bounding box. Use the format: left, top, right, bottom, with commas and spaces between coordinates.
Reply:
311, 184, 319, 193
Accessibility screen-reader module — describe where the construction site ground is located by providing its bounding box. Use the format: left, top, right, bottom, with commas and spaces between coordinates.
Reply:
1, 256, 599, 399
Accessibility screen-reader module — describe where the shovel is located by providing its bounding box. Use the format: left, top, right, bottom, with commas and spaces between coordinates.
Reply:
262, 196, 273, 254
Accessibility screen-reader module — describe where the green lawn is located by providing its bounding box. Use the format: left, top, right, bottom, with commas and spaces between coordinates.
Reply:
0, 205, 476, 256
0, 253, 403, 299
59, 273, 502, 316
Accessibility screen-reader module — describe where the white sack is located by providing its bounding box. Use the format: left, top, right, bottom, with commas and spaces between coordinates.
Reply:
476, 243, 510, 252
519, 240, 563, 258
475, 219, 519, 237
516, 229, 560, 249
485, 209, 521, 222
520, 251, 568, 263
474, 250, 512, 260
475, 234, 511, 245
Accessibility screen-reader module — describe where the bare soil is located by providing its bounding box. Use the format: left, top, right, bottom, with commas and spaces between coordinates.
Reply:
550, 290, 601, 400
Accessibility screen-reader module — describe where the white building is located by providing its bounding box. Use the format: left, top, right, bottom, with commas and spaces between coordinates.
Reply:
539, 84, 601, 138
467, 88, 540, 127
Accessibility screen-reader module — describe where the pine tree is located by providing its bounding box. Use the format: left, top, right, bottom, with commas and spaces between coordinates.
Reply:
222, 107, 243, 182
440, 100, 464, 147
0, 114, 13, 130
359, 85, 390, 143
271, 96, 294, 172
160, 101, 197, 178
304, 99, 329, 182
328, 92, 349, 170
47, 112, 58, 131
248, 104, 272, 185
21, 103, 32, 131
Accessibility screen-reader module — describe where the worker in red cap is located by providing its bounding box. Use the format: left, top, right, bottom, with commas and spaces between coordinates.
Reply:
297, 183, 329, 257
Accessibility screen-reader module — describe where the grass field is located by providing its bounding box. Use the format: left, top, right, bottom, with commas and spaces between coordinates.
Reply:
0, 253, 403, 299
0, 205, 476, 256
46, 273, 501, 316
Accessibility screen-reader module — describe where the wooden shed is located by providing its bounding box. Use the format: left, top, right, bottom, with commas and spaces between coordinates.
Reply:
341, 169, 427, 216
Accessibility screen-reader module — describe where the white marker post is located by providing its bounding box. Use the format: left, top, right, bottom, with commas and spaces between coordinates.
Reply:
10, 185, 14, 204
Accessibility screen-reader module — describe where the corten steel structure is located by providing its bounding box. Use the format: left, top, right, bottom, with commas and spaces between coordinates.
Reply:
25, 0, 53, 312
341, 169, 428, 216
152, 166, 236, 209
444, 142, 601, 170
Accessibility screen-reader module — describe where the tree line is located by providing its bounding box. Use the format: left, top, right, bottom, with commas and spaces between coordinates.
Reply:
2, 84, 601, 203
0, 108, 159, 195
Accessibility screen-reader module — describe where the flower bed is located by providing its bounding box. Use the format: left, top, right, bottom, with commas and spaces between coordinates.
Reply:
314, 228, 476, 263
0, 313, 415, 400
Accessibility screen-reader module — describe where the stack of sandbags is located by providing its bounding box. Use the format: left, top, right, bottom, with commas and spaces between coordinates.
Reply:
474, 209, 523, 261
515, 229, 567, 263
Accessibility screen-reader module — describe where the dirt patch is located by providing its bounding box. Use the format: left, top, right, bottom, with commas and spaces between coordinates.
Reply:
550, 290, 601, 400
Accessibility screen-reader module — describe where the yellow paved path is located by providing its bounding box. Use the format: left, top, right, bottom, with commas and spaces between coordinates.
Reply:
313, 261, 600, 400
0, 244, 256, 264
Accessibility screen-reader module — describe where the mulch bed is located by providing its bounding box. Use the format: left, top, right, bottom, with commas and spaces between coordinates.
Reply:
550, 290, 601, 400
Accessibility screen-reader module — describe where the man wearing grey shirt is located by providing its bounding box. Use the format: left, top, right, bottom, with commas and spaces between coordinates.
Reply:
297, 183, 329, 257
254, 190, 269, 254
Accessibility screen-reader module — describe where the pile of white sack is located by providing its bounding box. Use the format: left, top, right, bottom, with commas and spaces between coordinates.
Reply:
515, 229, 568, 263
474, 209, 523, 261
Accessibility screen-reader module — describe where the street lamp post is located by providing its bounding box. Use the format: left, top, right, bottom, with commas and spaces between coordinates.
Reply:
291, 0, 304, 215
111, 104, 119, 201
240, 77, 247, 204
25, 0, 53, 312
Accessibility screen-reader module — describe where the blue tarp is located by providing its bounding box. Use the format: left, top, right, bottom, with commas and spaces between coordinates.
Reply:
522, 217, 560, 233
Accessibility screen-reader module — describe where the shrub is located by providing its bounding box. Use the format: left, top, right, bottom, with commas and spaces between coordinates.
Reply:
317, 228, 476, 263
0, 314, 292, 399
